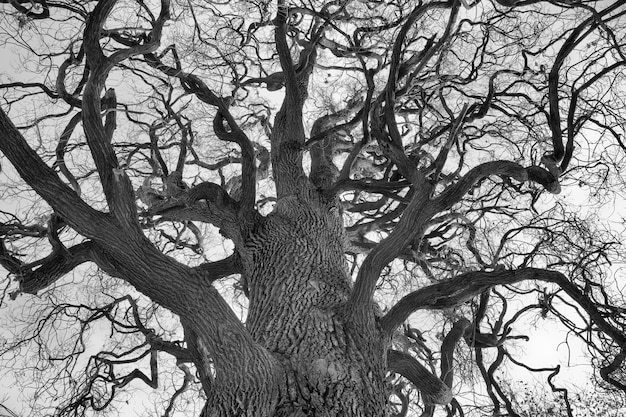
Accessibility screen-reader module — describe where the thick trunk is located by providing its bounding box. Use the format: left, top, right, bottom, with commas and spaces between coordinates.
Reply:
237, 191, 389, 416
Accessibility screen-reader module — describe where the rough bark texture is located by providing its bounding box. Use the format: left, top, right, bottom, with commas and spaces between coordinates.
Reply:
4, 0, 626, 414
241, 191, 388, 416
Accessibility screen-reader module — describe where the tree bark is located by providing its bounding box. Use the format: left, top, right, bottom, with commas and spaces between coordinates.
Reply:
239, 190, 389, 415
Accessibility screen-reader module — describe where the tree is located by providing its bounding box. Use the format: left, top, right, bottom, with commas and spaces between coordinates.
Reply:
501, 380, 626, 417
1, 0, 626, 415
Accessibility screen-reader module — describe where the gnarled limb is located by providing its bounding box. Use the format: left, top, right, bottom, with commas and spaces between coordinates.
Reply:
55, 45, 85, 108
55, 112, 83, 195
390, 384, 409, 417
433, 160, 560, 212
348, 191, 436, 315
380, 268, 565, 334
163, 363, 195, 417
600, 348, 626, 391
388, 349, 452, 406
212, 111, 257, 213
3, 0, 49, 19
1, 239, 98, 298
309, 96, 363, 189
271, 0, 319, 198
80, 0, 169, 229
143, 47, 257, 217
377, 0, 456, 187
440, 319, 471, 389
2, 91, 278, 417
142, 181, 244, 244
381, 265, 626, 388
348, 155, 564, 321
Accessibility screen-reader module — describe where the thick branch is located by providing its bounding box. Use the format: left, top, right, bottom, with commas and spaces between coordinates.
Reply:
1, 240, 94, 297
380, 268, 564, 333
192, 253, 242, 282
2, 96, 272, 411
546, 1, 623, 171
1, 109, 269, 393
0, 108, 109, 236
142, 181, 243, 244
433, 160, 560, 212
274, 0, 297, 91
82, 0, 139, 226
212, 112, 256, 213
348, 192, 436, 312
309, 100, 362, 189
270, 0, 318, 198
81, 0, 170, 227
381, 265, 626, 363
440, 318, 471, 388
387, 350, 452, 405
144, 49, 256, 216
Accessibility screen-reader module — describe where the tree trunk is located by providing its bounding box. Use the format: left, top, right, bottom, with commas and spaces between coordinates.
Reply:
232, 191, 389, 416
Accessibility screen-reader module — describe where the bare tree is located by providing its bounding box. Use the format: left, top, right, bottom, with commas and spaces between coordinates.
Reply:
1, 0, 626, 415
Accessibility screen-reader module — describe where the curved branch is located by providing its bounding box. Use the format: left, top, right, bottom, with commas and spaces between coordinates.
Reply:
391, 384, 409, 417
434, 160, 560, 212
546, 0, 623, 171
387, 349, 453, 405
348, 156, 561, 320
348, 191, 436, 313
440, 318, 471, 388
380, 268, 565, 333
1, 240, 94, 297
186, 181, 238, 208
384, 0, 457, 150
55, 112, 83, 195
144, 181, 243, 244
81, 0, 170, 227
5, 0, 50, 18
81, 0, 140, 227
144, 48, 256, 216
55, 46, 85, 108
381, 264, 626, 374
599, 348, 626, 391
212, 112, 256, 213
163, 363, 194, 417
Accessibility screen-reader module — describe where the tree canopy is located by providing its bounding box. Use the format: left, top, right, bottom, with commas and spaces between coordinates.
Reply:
1, 0, 626, 415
